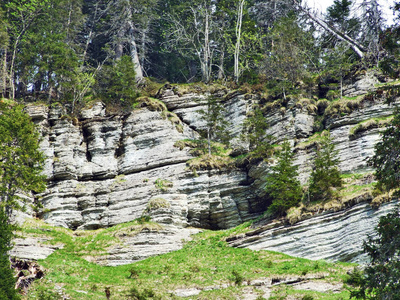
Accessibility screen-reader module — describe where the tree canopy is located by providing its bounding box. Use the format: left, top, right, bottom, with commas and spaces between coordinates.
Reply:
0, 0, 398, 106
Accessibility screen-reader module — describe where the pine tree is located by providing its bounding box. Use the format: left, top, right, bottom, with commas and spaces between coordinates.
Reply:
308, 132, 343, 202
265, 141, 302, 216
241, 108, 273, 160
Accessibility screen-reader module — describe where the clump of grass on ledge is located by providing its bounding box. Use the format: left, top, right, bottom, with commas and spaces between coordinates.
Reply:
324, 96, 363, 117
349, 116, 393, 139
22, 219, 353, 300
286, 173, 376, 225
174, 139, 235, 174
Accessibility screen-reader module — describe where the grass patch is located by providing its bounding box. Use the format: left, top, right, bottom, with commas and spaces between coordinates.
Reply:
349, 116, 393, 138
22, 220, 353, 300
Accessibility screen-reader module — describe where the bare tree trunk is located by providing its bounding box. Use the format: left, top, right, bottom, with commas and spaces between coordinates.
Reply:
234, 0, 245, 83
125, 2, 143, 81
203, 9, 210, 83
1, 49, 6, 97
218, 45, 225, 80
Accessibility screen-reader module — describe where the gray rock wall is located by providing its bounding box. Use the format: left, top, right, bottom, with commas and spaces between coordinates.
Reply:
228, 201, 398, 263
19, 78, 400, 264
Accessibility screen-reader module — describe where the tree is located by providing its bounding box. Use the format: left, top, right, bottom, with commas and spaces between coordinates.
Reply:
163, 0, 217, 83
368, 108, 400, 193
360, 0, 384, 65
265, 141, 302, 217
241, 108, 273, 159
0, 104, 46, 217
198, 96, 231, 155
292, 0, 366, 58
350, 205, 400, 299
0, 209, 19, 300
94, 55, 138, 108
263, 13, 317, 99
308, 132, 343, 202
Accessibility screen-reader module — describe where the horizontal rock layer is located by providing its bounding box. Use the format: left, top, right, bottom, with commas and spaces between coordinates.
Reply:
229, 201, 398, 263
16, 75, 399, 264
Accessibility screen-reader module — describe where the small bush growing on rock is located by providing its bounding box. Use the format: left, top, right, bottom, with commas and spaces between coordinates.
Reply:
145, 198, 171, 213
154, 178, 173, 191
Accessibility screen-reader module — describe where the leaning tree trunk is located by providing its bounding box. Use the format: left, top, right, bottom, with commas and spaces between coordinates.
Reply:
234, 0, 245, 83
292, 0, 366, 58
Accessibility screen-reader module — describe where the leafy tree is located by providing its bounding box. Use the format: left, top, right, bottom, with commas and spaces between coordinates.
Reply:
265, 141, 302, 217
368, 108, 400, 193
0, 209, 19, 300
350, 205, 400, 299
308, 132, 343, 202
0, 104, 46, 217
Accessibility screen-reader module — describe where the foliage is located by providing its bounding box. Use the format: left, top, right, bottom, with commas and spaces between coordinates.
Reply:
198, 96, 231, 155
154, 179, 173, 192
0, 210, 19, 300
368, 108, 400, 193
265, 141, 303, 217
263, 13, 318, 98
241, 108, 273, 160
94, 55, 139, 108
350, 205, 400, 299
0, 104, 46, 216
308, 132, 343, 202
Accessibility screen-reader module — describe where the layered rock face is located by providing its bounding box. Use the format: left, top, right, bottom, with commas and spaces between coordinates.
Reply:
19, 74, 400, 264
228, 201, 398, 263
28, 97, 261, 231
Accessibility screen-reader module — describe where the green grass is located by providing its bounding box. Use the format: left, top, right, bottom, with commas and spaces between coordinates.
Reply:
21, 219, 354, 300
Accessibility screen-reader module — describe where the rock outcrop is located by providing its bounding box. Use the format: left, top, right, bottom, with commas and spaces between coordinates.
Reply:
14, 74, 400, 264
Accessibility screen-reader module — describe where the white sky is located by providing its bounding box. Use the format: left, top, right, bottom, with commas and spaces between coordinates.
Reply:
304, 0, 397, 25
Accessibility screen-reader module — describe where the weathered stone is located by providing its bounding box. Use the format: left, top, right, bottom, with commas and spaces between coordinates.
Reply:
229, 201, 399, 263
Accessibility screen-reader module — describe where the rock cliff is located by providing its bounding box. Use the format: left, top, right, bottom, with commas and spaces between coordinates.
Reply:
16, 74, 400, 264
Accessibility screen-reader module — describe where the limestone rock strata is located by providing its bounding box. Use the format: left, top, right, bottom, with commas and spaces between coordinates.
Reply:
228, 201, 398, 263
35, 101, 261, 231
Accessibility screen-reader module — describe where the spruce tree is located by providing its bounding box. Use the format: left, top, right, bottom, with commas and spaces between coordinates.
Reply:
350, 205, 400, 299
308, 132, 343, 202
368, 107, 400, 192
265, 141, 302, 216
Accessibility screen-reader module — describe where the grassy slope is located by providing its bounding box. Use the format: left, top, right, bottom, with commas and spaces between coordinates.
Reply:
20, 219, 354, 300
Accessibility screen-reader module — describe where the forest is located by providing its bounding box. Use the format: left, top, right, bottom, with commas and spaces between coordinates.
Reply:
0, 0, 399, 110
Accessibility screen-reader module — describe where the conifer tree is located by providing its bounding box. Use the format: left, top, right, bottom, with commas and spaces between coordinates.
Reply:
0, 104, 46, 216
265, 141, 302, 216
0, 209, 19, 300
368, 108, 400, 192
198, 96, 230, 155
308, 132, 343, 202
350, 205, 400, 299
241, 108, 273, 160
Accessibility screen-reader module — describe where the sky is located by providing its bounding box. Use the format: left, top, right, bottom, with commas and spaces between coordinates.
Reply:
304, 0, 397, 25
